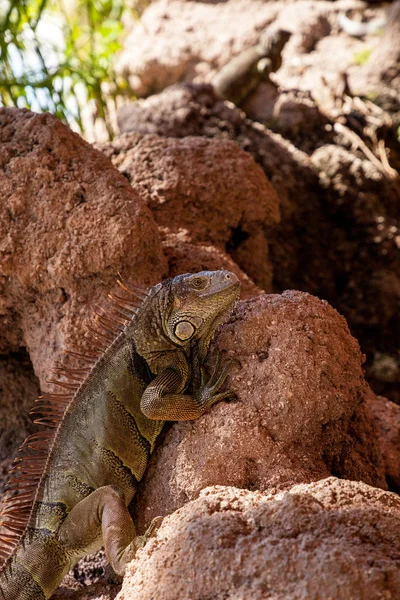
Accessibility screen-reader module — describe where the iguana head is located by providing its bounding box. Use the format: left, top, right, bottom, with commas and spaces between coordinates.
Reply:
164, 270, 240, 346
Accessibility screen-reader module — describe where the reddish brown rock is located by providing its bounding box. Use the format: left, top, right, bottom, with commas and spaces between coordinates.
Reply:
133, 291, 385, 532
120, 479, 400, 600
100, 133, 280, 291
0, 108, 165, 385
369, 393, 400, 493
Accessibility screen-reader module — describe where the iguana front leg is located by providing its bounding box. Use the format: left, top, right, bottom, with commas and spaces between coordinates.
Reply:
140, 353, 232, 421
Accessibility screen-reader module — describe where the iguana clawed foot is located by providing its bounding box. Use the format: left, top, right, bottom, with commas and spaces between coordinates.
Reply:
105, 515, 164, 583
125, 515, 164, 563
194, 351, 236, 410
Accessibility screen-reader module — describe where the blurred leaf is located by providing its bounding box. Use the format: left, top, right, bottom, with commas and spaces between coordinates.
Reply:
353, 48, 373, 66
0, 0, 131, 138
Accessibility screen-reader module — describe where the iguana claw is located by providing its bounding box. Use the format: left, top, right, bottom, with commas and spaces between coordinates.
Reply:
195, 351, 236, 410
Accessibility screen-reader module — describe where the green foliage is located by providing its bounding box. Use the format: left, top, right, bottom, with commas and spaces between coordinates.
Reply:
0, 0, 130, 137
353, 48, 373, 66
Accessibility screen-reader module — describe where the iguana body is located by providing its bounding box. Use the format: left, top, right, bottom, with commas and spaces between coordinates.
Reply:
211, 28, 291, 105
0, 270, 240, 599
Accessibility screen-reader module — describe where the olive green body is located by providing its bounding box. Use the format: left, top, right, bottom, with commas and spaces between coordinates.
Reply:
1, 336, 163, 599
0, 270, 240, 599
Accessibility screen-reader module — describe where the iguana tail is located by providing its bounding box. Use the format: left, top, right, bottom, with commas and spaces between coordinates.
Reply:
0, 538, 70, 599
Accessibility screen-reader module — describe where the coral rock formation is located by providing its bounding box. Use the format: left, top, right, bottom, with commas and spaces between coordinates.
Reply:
100, 133, 280, 291
120, 480, 400, 600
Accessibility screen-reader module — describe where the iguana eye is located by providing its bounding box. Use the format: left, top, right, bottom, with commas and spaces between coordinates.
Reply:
190, 277, 208, 290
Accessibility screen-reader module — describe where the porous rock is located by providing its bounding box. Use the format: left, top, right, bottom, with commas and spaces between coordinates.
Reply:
368, 393, 400, 493
120, 479, 400, 600
100, 133, 280, 291
0, 108, 165, 385
133, 291, 385, 532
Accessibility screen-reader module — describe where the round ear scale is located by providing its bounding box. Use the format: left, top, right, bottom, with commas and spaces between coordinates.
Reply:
174, 321, 195, 341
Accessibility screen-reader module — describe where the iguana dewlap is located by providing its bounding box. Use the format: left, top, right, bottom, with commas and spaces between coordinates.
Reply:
0, 270, 240, 599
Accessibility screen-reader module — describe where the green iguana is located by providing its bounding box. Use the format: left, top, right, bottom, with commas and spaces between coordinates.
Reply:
0, 269, 240, 599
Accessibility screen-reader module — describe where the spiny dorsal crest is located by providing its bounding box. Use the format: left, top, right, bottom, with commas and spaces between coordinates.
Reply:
0, 275, 150, 569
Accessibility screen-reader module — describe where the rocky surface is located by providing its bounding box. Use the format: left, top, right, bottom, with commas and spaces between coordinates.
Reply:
114, 82, 400, 401
100, 133, 279, 291
0, 107, 165, 390
116, 0, 281, 97
115, 0, 381, 101
369, 394, 400, 493
119, 480, 400, 600
0, 351, 39, 486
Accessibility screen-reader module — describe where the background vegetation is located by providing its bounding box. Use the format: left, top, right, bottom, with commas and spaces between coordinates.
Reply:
0, 0, 131, 138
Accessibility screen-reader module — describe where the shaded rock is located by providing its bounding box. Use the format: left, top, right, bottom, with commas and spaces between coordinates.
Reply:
100, 133, 280, 291
311, 144, 400, 360
348, 0, 400, 100
366, 353, 400, 405
133, 291, 385, 532
0, 351, 40, 488
0, 108, 165, 386
119, 479, 400, 600
369, 394, 400, 493
115, 84, 336, 297
243, 88, 329, 141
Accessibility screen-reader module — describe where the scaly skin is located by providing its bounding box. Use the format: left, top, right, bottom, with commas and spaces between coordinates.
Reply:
0, 270, 240, 599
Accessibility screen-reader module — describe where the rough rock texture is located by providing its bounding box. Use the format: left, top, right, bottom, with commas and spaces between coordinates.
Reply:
311, 144, 400, 358
348, 0, 400, 100
115, 83, 400, 399
119, 479, 400, 600
100, 133, 280, 291
0, 108, 165, 386
115, 0, 396, 142
369, 394, 400, 493
133, 292, 385, 532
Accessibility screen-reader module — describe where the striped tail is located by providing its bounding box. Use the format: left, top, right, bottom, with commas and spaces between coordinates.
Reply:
0, 556, 46, 600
